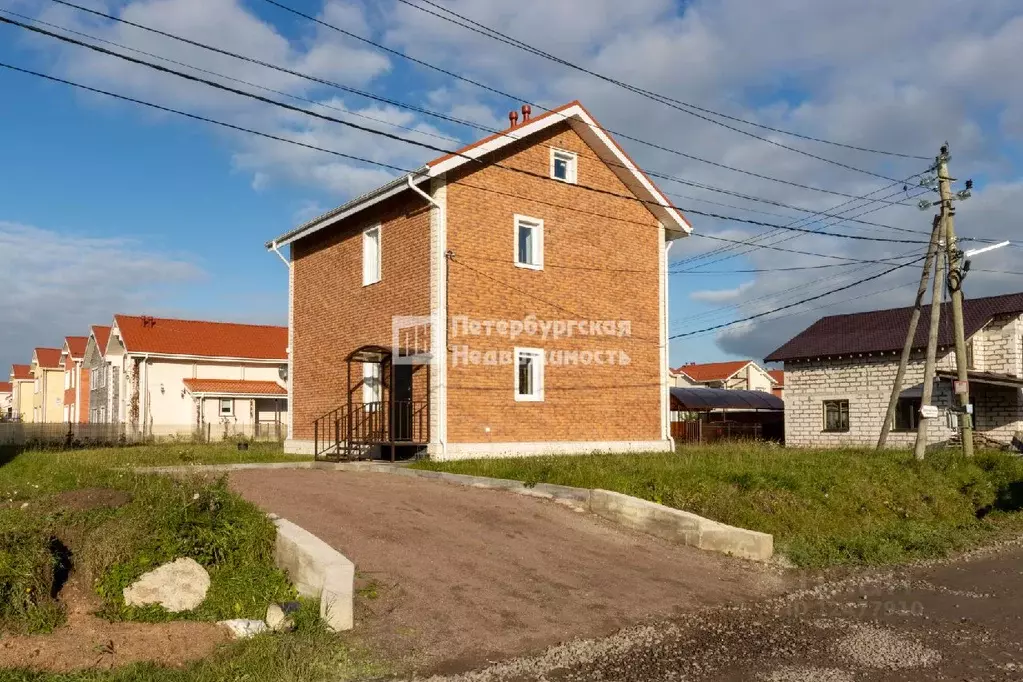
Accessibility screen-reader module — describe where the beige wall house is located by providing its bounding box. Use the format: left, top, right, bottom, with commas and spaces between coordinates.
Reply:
766, 292, 1023, 448
269, 101, 692, 460
674, 361, 778, 393
104, 315, 289, 436
30, 348, 64, 423
8, 364, 34, 421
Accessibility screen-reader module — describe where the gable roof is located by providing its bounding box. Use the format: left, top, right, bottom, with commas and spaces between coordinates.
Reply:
90, 326, 112, 358
10, 364, 31, 381
267, 101, 692, 249
674, 360, 751, 383
0, 382, 11, 394
113, 315, 287, 360
63, 336, 88, 360
33, 348, 63, 369
765, 291, 1023, 362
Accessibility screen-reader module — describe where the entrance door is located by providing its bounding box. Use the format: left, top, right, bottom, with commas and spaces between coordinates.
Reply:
391, 364, 414, 441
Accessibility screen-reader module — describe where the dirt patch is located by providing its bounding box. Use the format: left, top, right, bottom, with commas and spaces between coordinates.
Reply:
48, 488, 133, 512
230, 468, 786, 675
0, 578, 228, 673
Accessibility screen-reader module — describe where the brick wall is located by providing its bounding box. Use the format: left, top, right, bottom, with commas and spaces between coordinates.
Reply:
784, 352, 957, 448
290, 193, 431, 441
444, 121, 663, 444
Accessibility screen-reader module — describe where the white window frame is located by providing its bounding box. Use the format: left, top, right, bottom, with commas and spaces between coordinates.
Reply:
64, 371, 71, 390
362, 224, 382, 286
219, 398, 234, 417
514, 215, 544, 270
514, 347, 544, 402
362, 362, 382, 410
550, 148, 577, 184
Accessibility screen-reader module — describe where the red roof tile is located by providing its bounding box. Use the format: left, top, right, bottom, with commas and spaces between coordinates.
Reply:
0, 382, 11, 393
64, 336, 88, 360
765, 291, 1023, 362
674, 361, 750, 382
182, 379, 286, 396
91, 325, 112, 357
768, 370, 784, 386
114, 315, 287, 360
34, 348, 63, 369
11, 364, 31, 381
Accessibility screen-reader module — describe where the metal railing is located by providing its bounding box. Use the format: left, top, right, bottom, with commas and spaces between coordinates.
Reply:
313, 400, 429, 460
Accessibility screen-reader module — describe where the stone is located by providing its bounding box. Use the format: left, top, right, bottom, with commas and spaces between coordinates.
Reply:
123, 558, 210, 612
219, 619, 268, 639
265, 603, 296, 632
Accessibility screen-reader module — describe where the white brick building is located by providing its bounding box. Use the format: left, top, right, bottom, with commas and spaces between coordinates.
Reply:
766, 292, 1023, 448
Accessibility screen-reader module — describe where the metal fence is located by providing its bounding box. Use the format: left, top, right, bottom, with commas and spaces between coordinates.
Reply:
0, 421, 285, 449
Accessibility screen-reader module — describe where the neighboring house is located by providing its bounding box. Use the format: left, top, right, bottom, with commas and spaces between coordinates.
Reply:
9, 364, 33, 421
674, 360, 779, 393
59, 336, 90, 423
30, 347, 64, 423
0, 382, 11, 420
104, 314, 288, 434
768, 370, 785, 399
765, 292, 1023, 448
669, 367, 698, 388
83, 325, 113, 423
269, 100, 692, 459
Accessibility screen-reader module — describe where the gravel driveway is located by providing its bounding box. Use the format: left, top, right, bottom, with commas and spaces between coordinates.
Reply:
425, 541, 1023, 681
229, 468, 783, 674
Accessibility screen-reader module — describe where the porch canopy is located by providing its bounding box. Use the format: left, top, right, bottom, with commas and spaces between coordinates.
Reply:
670, 386, 783, 412
936, 370, 1023, 390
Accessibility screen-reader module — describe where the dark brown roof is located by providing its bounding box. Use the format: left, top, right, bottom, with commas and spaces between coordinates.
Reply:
765, 291, 1023, 362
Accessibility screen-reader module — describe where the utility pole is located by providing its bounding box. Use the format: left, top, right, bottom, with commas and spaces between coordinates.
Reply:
913, 234, 945, 461
937, 145, 975, 457
878, 215, 942, 449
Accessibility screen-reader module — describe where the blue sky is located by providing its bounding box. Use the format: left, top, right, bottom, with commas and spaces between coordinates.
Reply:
2, 0, 1022, 374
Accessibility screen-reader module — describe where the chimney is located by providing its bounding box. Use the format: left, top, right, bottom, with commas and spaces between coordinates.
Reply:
509, 110, 519, 128
521, 104, 531, 122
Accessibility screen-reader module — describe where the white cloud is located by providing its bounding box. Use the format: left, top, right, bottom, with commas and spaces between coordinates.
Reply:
0, 221, 203, 372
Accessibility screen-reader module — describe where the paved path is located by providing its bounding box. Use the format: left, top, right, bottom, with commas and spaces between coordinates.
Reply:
428, 542, 1023, 681
229, 468, 784, 674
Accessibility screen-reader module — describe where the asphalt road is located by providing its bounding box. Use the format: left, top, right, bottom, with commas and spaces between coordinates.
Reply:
425, 542, 1023, 681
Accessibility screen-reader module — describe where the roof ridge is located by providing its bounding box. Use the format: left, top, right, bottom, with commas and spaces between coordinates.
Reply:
115, 313, 286, 330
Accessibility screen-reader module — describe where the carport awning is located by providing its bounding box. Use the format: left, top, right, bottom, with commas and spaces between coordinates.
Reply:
670, 387, 784, 411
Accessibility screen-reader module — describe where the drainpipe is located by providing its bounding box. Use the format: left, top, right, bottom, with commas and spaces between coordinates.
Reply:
665, 240, 676, 451
269, 240, 293, 444
408, 175, 441, 208
270, 240, 290, 269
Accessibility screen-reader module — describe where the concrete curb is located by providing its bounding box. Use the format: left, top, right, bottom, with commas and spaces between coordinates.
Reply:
271, 516, 354, 632
323, 462, 773, 561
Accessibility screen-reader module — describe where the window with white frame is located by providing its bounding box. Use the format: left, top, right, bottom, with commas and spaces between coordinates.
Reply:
550, 148, 577, 184
514, 347, 544, 402
363, 225, 381, 285
219, 398, 234, 417
514, 215, 544, 270
363, 362, 382, 409
64, 371, 71, 390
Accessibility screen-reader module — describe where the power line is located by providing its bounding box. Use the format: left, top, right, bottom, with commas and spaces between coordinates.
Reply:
393, 0, 930, 165
0, 59, 928, 272
42, 1, 925, 209
0, 18, 937, 248
669, 257, 924, 339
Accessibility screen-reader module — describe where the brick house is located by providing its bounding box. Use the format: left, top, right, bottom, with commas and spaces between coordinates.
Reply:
268, 101, 691, 459
83, 325, 112, 423
59, 336, 90, 423
673, 360, 778, 392
104, 315, 288, 436
765, 292, 1023, 448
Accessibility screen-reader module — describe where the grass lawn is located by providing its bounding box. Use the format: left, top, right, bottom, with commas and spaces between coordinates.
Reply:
412, 444, 1023, 568
0, 444, 378, 682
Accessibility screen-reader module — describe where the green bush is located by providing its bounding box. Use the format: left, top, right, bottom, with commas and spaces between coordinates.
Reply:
0, 515, 64, 633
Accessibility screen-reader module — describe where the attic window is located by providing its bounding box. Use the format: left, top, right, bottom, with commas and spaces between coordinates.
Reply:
550, 149, 577, 184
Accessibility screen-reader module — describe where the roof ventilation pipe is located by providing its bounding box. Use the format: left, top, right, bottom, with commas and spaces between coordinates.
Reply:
508, 110, 519, 127
521, 104, 531, 122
